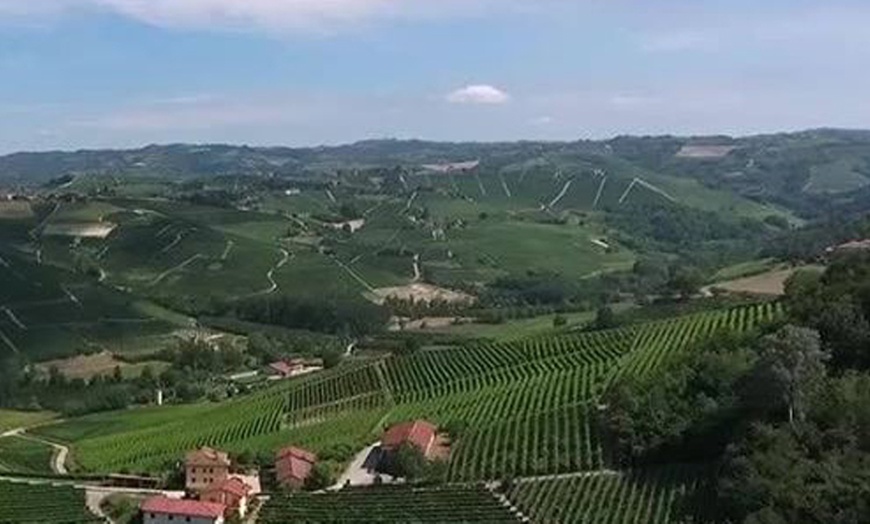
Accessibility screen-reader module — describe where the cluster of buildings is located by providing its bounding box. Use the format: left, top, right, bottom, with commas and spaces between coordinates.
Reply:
139, 419, 444, 523
142, 447, 262, 524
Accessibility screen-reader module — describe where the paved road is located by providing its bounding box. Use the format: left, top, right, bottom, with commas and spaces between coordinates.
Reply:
14, 432, 70, 474
329, 442, 397, 490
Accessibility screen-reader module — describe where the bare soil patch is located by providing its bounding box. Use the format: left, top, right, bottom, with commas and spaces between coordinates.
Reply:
388, 316, 474, 332
676, 145, 737, 159
712, 266, 824, 296
370, 283, 475, 306
0, 201, 34, 219
43, 222, 117, 238
420, 160, 480, 174
36, 351, 166, 380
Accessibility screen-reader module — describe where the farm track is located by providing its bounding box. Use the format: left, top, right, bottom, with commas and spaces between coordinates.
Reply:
220, 240, 235, 261
159, 230, 186, 254
403, 191, 418, 213
148, 254, 205, 287
592, 176, 607, 208
499, 174, 512, 198
548, 179, 573, 208
254, 248, 292, 296
1, 307, 26, 330
0, 329, 20, 354
29, 202, 60, 239
331, 256, 376, 293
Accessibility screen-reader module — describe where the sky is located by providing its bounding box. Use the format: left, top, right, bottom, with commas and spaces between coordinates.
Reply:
0, 0, 869, 152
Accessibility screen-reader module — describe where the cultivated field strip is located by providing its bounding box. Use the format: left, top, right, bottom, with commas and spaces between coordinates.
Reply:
507, 464, 714, 523
46, 303, 781, 475
0, 480, 99, 523
259, 485, 519, 523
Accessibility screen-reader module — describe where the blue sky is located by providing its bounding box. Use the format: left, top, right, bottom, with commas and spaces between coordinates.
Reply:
0, 0, 869, 152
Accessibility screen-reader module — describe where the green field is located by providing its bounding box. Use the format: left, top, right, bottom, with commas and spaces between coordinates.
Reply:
0, 410, 57, 433
34, 302, 782, 478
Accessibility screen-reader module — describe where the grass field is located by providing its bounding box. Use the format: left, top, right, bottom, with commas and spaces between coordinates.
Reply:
0, 410, 57, 433
419, 310, 598, 340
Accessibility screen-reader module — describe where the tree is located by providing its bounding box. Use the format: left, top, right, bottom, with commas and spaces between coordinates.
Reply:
321, 350, 342, 369
305, 462, 335, 491
391, 443, 427, 480
552, 314, 567, 328
666, 267, 703, 299
591, 306, 618, 331
746, 326, 827, 426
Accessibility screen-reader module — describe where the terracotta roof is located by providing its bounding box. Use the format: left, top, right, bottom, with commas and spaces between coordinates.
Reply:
275, 446, 317, 484
204, 477, 250, 498
382, 420, 437, 452
268, 361, 295, 375
185, 447, 231, 467
141, 497, 225, 519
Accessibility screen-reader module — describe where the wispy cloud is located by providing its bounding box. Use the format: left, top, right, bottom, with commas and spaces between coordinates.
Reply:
0, 0, 524, 34
446, 84, 510, 105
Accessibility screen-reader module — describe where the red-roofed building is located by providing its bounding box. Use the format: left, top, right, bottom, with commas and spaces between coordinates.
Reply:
275, 446, 317, 489
266, 359, 305, 379
141, 496, 225, 524
202, 477, 251, 519
185, 447, 231, 493
381, 420, 438, 458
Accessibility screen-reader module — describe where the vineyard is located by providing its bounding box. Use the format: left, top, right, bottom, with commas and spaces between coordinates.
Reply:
0, 480, 99, 523
0, 436, 54, 474
35, 302, 782, 480
258, 485, 519, 523
507, 465, 715, 523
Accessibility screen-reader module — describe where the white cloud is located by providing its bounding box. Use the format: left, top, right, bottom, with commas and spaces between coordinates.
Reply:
446, 84, 510, 105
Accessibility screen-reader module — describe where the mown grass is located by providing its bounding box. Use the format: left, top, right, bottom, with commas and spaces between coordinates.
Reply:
0, 410, 57, 433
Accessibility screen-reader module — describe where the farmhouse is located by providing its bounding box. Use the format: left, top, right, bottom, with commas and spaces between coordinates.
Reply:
185, 447, 231, 493
381, 420, 438, 459
141, 497, 225, 524
275, 446, 318, 489
202, 477, 251, 519
266, 359, 304, 379
266, 358, 323, 380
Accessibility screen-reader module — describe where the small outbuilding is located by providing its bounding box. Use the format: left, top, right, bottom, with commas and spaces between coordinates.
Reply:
381, 420, 438, 459
202, 477, 251, 519
275, 446, 317, 490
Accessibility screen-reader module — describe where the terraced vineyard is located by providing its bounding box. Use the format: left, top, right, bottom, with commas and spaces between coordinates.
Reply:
0, 480, 99, 523
507, 465, 714, 523
259, 485, 519, 523
34, 302, 782, 477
